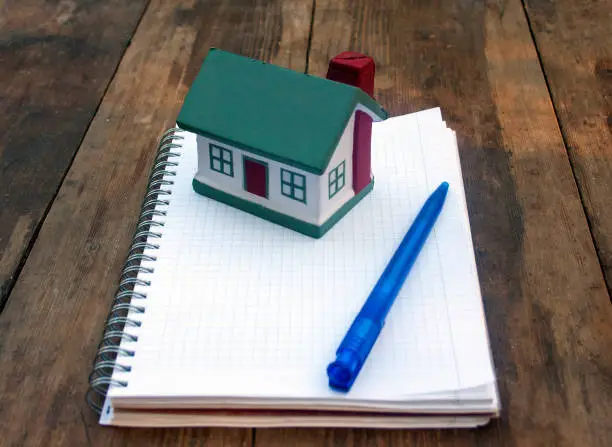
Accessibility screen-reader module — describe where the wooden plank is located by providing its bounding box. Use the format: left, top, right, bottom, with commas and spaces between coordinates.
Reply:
0, 0, 311, 445
256, 0, 612, 445
0, 0, 150, 308
523, 0, 612, 294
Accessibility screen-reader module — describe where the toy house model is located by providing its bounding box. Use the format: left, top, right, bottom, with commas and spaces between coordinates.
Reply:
176, 48, 387, 238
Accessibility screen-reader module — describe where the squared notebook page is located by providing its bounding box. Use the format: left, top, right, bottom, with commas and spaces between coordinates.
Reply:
108, 109, 496, 410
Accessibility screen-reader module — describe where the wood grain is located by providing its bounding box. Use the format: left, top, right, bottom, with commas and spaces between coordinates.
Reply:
0, 0, 149, 309
523, 0, 612, 294
0, 0, 310, 445
255, 0, 612, 445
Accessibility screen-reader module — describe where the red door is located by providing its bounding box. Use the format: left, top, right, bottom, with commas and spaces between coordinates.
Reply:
243, 157, 268, 198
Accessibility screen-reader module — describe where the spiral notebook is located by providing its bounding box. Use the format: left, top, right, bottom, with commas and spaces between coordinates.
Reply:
87, 108, 499, 428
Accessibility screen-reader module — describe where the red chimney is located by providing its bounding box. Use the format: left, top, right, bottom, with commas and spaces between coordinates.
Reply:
326, 52, 375, 195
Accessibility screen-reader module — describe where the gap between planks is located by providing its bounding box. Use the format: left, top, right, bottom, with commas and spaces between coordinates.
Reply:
0, 0, 155, 314
519, 0, 612, 301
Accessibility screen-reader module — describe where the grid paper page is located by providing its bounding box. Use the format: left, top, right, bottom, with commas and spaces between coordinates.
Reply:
109, 109, 496, 408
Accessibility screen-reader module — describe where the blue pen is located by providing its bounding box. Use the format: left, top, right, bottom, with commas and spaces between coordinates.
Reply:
326, 181, 450, 392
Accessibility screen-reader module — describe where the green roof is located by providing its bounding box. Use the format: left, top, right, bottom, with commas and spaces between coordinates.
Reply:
176, 48, 387, 175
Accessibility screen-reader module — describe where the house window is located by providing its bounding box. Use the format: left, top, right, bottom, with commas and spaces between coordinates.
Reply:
280, 168, 306, 204
209, 144, 234, 177
328, 161, 346, 198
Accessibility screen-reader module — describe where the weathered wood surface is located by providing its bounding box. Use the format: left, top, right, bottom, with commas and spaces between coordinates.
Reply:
0, 0, 311, 445
255, 0, 612, 445
2, 0, 612, 446
523, 0, 612, 294
0, 0, 149, 309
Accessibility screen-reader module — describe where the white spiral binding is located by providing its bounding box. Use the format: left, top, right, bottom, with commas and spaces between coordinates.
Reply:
86, 127, 183, 413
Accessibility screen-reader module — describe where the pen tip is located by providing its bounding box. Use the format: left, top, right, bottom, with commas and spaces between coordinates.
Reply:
433, 181, 449, 200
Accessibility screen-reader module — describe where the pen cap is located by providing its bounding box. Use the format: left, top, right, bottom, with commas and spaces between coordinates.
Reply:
327, 317, 381, 392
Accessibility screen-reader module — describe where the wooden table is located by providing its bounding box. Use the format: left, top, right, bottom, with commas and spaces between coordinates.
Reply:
1, 0, 611, 445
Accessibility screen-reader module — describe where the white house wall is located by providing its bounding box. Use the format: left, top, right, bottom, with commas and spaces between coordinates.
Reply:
317, 111, 356, 224
194, 134, 321, 225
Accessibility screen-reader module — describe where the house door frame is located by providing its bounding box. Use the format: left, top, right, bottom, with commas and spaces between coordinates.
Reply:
242, 156, 269, 199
